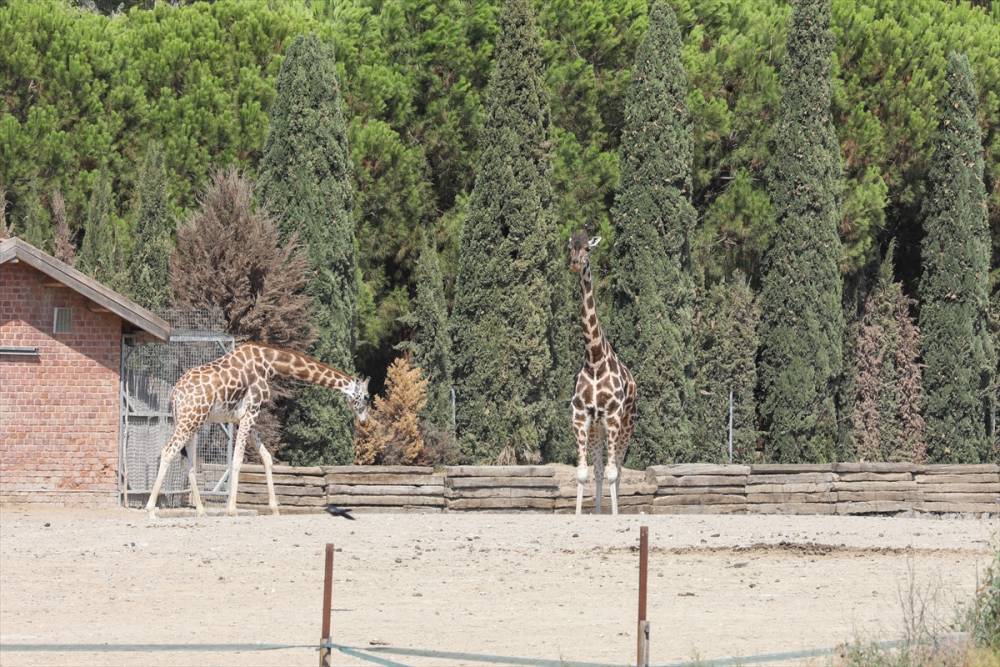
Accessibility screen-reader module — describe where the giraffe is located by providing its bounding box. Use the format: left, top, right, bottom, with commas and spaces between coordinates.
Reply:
569, 231, 638, 515
144, 342, 369, 518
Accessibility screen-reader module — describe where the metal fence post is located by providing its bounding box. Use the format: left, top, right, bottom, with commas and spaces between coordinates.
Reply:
320, 543, 334, 667
728, 388, 734, 464
637, 526, 649, 667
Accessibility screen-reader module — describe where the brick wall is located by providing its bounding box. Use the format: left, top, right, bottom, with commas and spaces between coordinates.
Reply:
0, 263, 121, 505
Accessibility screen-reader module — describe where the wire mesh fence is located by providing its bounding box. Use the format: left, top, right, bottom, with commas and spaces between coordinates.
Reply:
119, 309, 235, 508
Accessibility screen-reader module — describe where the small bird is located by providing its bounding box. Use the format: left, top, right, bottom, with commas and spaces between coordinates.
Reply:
325, 504, 356, 520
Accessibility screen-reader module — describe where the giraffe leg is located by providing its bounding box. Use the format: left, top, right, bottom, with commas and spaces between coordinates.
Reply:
254, 431, 279, 517
605, 420, 623, 516
145, 426, 195, 519
593, 442, 604, 515
572, 409, 591, 516
182, 447, 206, 517
225, 413, 255, 517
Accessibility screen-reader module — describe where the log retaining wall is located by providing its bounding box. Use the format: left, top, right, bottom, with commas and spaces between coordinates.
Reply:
236, 463, 999, 516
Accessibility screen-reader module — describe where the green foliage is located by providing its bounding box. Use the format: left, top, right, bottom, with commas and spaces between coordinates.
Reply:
77, 171, 127, 290
757, 0, 844, 463
608, 1, 696, 466
676, 0, 1000, 290
127, 142, 172, 313
3, 0, 1000, 464
258, 33, 358, 465
690, 273, 760, 463
537, 0, 646, 242
965, 548, 1000, 652
0, 0, 318, 242
992, 290, 1000, 458
450, 0, 566, 464
398, 234, 454, 435
14, 180, 53, 253
918, 53, 995, 464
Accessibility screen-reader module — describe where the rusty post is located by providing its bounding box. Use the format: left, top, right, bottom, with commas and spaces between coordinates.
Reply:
319, 543, 334, 667
637, 526, 649, 667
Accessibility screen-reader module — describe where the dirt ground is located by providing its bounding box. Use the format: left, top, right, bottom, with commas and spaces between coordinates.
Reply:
0, 505, 996, 667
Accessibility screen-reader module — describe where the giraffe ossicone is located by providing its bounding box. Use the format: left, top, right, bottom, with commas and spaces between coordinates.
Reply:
144, 342, 370, 519
568, 231, 638, 515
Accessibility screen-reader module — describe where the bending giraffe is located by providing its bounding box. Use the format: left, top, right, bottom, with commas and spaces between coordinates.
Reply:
145, 343, 369, 518
569, 232, 637, 515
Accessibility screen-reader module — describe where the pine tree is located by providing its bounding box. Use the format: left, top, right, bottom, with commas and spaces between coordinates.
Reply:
259, 33, 359, 465
17, 180, 52, 253
77, 172, 125, 290
398, 233, 454, 436
690, 273, 761, 463
354, 355, 429, 465
607, 1, 696, 466
757, 0, 844, 463
919, 52, 995, 463
851, 243, 925, 462
128, 143, 172, 313
50, 190, 75, 265
450, 0, 570, 464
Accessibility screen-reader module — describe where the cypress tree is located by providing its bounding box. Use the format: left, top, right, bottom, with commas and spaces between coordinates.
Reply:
757, 0, 844, 463
50, 189, 76, 265
919, 52, 995, 463
259, 34, 359, 465
851, 243, 925, 462
17, 180, 52, 253
450, 0, 566, 464
608, 1, 696, 466
78, 172, 126, 290
398, 233, 454, 436
991, 290, 999, 458
128, 143, 173, 313
0, 186, 10, 239
690, 273, 761, 463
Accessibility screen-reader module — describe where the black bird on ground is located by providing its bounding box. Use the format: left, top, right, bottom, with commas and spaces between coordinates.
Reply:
325, 504, 356, 520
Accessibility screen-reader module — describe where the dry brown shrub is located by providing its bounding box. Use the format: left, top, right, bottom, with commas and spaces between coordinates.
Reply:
852, 244, 925, 462
354, 355, 429, 465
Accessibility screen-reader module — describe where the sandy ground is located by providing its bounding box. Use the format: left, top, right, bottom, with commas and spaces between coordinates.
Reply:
0, 505, 996, 667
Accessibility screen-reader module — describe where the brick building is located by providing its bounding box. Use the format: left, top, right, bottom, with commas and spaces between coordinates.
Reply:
1, 238, 169, 505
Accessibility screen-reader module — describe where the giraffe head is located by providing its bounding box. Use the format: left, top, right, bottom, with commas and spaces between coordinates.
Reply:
569, 231, 601, 273
350, 377, 371, 422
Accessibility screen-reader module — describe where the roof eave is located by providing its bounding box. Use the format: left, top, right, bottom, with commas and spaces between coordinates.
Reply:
0, 238, 171, 341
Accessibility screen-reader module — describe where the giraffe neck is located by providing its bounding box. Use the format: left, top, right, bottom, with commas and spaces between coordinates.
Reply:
579, 263, 606, 367
256, 345, 357, 398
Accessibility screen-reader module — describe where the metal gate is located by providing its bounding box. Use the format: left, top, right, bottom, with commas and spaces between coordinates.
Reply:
118, 311, 235, 508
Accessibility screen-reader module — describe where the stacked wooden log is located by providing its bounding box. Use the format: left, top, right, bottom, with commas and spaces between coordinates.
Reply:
915, 464, 999, 515
229, 462, 997, 516
324, 466, 445, 512
648, 464, 749, 514
832, 463, 918, 515
445, 466, 558, 511
237, 464, 327, 513
745, 464, 837, 515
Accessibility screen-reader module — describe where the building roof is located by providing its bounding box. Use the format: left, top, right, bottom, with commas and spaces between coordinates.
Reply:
0, 237, 171, 341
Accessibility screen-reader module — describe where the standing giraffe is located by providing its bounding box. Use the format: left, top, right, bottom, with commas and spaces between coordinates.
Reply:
145, 342, 369, 518
569, 231, 638, 515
